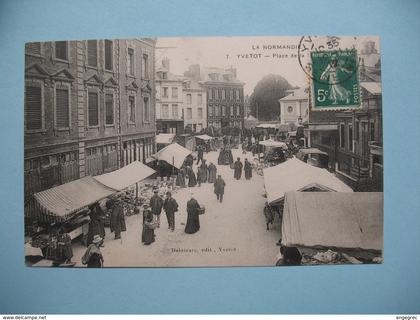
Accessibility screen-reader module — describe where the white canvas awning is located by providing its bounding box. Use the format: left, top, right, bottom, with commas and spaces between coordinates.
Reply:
195, 134, 214, 141
259, 139, 287, 148
94, 160, 156, 191
31, 176, 117, 223
282, 191, 383, 251
156, 133, 176, 145
263, 158, 352, 204
257, 123, 278, 129
153, 143, 191, 169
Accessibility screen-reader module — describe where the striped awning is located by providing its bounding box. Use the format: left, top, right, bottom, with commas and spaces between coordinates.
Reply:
28, 176, 117, 223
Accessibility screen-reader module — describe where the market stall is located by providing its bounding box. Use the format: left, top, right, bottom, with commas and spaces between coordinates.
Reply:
258, 139, 288, 164
155, 133, 176, 151
281, 191, 383, 264
263, 158, 352, 205
195, 134, 215, 151
153, 143, 192, 170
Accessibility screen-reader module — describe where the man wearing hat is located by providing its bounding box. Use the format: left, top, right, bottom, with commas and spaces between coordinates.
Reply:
214, 174, 226, 203
163, 191, 179, 231
110, 199, 126, 240
82, 235, 104, 268
149, 188, 163, 227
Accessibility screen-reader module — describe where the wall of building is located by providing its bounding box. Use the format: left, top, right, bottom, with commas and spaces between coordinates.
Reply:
182, 87, 207, 132
280, 100, 309, 125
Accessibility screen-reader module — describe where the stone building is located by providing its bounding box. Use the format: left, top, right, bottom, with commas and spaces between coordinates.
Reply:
24, 38, 156, 200
182, 78, 207, 133
155, 58, 184, 134
278, 87, 309, 126
184, 65, 245, 129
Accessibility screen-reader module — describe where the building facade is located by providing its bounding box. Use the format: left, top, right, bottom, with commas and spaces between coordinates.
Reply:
184, 65, 245, 129
279, 87, 309, 126
155, 58, 184, 134
182, 78, 207, 133
24, 39, 156, 200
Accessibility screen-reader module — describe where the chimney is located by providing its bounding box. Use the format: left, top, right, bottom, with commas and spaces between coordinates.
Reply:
162, 57, 170, 70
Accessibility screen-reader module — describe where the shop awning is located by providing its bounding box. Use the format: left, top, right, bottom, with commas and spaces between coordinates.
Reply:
153, 143, 191, 169
94, 161, 156, 191
257, 123, 278, 129
156, 133, 176, 145
259, 139, 287, 148
195, 134, 214, 141
282, 191, 383, 251
263, 158, 352, 204
31, 176, 117, 223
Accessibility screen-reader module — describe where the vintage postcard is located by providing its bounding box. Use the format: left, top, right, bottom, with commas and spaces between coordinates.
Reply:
24, 36, 383, 268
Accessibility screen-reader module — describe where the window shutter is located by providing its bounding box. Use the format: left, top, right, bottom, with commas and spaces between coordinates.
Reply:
26, 42, 41, 55
105, 40, 113, 70
87, 40, 97, 67
88, 92, 99, 126
56, 88, 69, 128
25, 86, 42, 130
55, 41, 67, 60
105, 94, 114, 124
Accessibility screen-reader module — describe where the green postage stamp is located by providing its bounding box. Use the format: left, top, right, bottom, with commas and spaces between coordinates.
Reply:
311, 49, 361, 110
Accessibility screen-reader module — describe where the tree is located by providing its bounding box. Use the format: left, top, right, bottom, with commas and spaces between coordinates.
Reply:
249, 74, 293, 120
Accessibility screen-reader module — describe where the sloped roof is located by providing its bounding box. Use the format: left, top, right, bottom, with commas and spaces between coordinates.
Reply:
259, 139, 287, 148
360, 82, 381, 95
282, 191, 383, 251
156, 133, 176, 145
195, 134, 214, 141
263, 158, 352, 204
279, 87, 309, 101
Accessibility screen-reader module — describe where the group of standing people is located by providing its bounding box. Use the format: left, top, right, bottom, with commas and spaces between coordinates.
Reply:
233, 157, 253, 181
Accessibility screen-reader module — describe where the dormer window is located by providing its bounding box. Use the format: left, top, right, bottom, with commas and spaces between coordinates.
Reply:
162, 72, 167, 80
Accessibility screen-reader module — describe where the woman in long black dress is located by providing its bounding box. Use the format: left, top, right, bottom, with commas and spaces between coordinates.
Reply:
185, 195, 201, 234
187, 166, 197, 187
142, 205, 156, 245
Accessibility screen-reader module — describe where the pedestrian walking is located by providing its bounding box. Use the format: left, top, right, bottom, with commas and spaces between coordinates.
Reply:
163, 191, 179, 231
263, 202, 274, 230
244, 158, 253, 180
207, 162, 217, 183
176, 167, 186, 188
149, 188, 163, 227
187, 166, 197, 187
197, 167, 203, 187
214, 175, 226, 203
233, 157, 243, 180
110, 199, 126, 240
142, 204, 156, 245
185, 194, 201, 234
86, 202, 106, 246
82, 235, 104, 268
199, 160, 208, 183
196, 145, 204, 165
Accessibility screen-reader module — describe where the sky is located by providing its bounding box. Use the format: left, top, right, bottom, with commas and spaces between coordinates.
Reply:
155, 36, 380, 96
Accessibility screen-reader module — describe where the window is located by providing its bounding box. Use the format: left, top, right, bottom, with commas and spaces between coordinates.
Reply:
162, 72, 167, 80
215, 105, 219, 116
214, 89, 219, 100
87, 40, 97, 67
88, 91, 99, 126
370, 122, 375, 141
26, 42, 41, 56
105, 93, 114, 125
128, 96, 135, 123
55, 87, 70, 128
209, 105, 213, 116
198, 94, 202, 105
221, 89, 226, 100
230, 106, 233, 116
142, 54, 149, 79
287, 106, 293, 113
25, 86, 43, 130
128, 48, 134, 76
208, 90, 213, 99
144, 97, 150, 122
162, 104, 169, 118
340, 123, 345, 148
236, 105, 240, 116
187, 94, 192, 105
355, 120, 359, 140
55, 41, 68, 60
104, 40, 113, 70
186, 108, 192, 120
172, 104, 178, 118
172, 87, 178, 99
222, 106, 226, 116
348, 124, 353, 152
198, 108, 203, 119
230, 89, 234, 100
162, 87, 168, 98
235, 89, 240, 100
